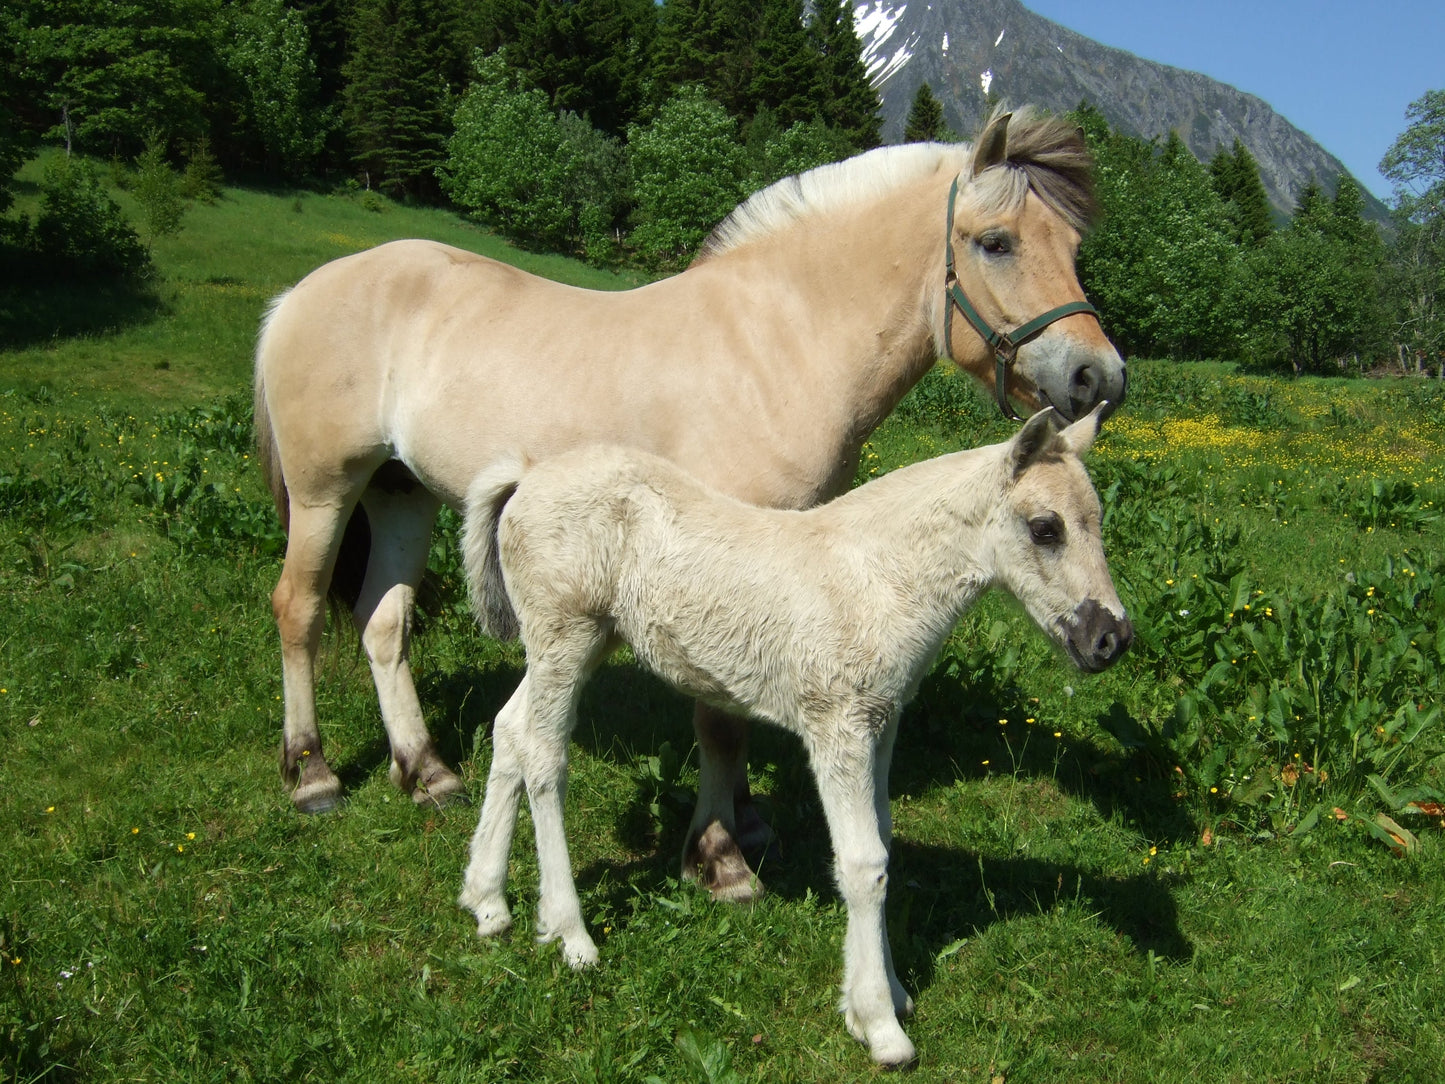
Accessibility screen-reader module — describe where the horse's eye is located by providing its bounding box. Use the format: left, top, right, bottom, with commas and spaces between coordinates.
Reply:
977, 231, 1013, 256
1028, 514, 1063, 545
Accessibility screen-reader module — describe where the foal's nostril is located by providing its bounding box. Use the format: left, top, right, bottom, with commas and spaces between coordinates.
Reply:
1097, 616, 1133, 663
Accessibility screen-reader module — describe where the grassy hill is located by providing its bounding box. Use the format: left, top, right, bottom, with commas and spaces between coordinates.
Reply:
2, 166, 1443, 1082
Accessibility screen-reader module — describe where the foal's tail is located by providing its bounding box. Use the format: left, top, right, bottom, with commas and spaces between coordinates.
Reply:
253, 291, 292, 534
461, 456, 526, 642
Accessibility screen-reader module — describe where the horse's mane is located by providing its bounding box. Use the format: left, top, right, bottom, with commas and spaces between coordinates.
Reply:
695, 106, 1097, 262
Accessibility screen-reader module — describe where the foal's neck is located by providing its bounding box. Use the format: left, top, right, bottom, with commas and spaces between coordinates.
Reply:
828, 445, 1009, 629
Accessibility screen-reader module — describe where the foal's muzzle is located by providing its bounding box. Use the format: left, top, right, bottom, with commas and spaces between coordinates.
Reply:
1064, 598, 1133, 672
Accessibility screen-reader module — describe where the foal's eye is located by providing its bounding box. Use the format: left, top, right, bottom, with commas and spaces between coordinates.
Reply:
1028, 515, 1064, 545
977, 231, 1013, 256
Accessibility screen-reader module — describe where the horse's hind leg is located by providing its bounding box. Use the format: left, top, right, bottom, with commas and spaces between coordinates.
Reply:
683, 702, 765, 903
273, 499, 352, 813
352, 483, 465, 806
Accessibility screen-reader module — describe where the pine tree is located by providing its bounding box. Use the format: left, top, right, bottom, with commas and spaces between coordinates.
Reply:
652, 0, 759, 115
505, 0, 655, 136
341, 0, 458, 201
749, 0, 820, 127
807, 0, 881, 150
1208, 138, 1273, 247
903, 83, 946, 143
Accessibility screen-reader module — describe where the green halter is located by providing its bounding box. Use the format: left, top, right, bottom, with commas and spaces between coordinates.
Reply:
943, 176, 1100, 421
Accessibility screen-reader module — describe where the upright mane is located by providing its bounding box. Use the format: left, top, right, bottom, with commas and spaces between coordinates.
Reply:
696, 142, 968, 261
695, 105, 1097, 262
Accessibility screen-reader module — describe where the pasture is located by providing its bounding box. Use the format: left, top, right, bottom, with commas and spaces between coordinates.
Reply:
3, 176, 1444, 1082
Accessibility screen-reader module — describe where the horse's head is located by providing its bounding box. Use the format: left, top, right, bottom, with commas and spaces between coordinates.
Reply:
994, 405, 1131, 673
943, 109, 1126, 422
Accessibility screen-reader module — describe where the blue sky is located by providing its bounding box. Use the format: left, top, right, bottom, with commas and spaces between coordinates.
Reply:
1022, 0, 1444, 200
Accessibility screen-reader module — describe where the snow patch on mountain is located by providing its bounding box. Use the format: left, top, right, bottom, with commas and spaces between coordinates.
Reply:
854, 2, 918, 85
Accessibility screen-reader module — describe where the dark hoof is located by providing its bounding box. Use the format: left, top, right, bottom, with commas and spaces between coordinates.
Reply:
685, 821, 764, 904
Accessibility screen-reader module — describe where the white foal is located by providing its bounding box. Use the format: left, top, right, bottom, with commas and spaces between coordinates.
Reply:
458, 406, 1130, 1066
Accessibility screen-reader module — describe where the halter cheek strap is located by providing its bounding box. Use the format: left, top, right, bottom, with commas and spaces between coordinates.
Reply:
943, 177, 1100, 421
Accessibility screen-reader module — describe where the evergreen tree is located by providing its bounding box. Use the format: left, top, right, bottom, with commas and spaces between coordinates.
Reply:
503, 0, 655, 136
341, 0, 459, 201
1208, 138, 1273, 247
808, 0, 881, 149
903, 83, 946, 143
652, 0, 760, 117
1243, 176, 1387, 372
749, 0, 820, 128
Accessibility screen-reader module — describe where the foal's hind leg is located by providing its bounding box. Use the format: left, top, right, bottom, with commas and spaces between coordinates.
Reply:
273, 499, 353, 813
460, 674, 530, 937
353, 485, 465, 806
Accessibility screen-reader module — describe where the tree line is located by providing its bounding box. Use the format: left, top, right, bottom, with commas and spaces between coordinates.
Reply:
1, 0, 1440, 373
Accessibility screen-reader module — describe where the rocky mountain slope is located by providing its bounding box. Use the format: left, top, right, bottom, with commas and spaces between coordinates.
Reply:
856, 0, 1378, 218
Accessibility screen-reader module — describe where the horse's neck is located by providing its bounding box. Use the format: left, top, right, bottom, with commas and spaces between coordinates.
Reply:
698, 181, 947, 444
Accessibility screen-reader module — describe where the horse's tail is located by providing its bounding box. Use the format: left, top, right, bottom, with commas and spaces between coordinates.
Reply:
253, 290, 292, 535
461, 455, 526, 641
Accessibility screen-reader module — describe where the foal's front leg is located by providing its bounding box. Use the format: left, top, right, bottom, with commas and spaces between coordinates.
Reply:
807, 716, 916, 1068
459, 676, 530, 938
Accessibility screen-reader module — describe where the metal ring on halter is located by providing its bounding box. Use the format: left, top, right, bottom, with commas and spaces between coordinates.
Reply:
942, 176, 1100, 422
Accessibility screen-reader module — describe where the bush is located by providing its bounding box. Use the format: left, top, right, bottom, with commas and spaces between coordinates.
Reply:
627, 86, 749, 269
441, 51, 628, 258
30, 157, 151, 278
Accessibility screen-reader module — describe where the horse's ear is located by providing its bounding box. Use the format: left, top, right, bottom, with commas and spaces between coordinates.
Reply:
970, 111, 1013, 177
1009, 406, 1062, 477
1058, 401, 1108, 457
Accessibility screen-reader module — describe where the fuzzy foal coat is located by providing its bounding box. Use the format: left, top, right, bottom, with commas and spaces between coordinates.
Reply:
458, 408, 1129, 1066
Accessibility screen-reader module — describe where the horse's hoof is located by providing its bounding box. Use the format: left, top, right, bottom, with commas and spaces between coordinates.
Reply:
685, 820, 765, 904
291, 777, 342, 814
413, 770, 469, 808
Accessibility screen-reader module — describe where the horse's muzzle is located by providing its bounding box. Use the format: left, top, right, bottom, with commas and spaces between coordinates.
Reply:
1064, 598, 1133, 672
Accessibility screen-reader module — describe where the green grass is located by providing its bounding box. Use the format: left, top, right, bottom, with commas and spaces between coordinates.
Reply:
3, 167, 1444, 1082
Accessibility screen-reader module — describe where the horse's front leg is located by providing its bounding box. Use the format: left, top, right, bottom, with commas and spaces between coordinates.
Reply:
353, 488, 465, 807
807, 715, 915, 1068
683, 702, 766, 903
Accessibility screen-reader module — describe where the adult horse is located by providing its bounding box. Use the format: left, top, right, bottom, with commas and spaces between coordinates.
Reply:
253, 107, 1126, 900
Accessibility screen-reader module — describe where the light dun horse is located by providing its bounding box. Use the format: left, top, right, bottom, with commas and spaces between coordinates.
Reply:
252, 108, 1125, 899
458, 407, 1131, 1067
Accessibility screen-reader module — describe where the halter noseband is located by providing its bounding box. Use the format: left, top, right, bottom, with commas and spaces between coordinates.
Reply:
943, 176, 1100, 421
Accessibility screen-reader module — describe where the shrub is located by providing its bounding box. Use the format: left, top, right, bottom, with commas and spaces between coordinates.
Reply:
30, 157, 151, 278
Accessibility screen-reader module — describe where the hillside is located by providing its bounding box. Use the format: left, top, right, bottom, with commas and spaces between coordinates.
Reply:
856, 0, 1382, 219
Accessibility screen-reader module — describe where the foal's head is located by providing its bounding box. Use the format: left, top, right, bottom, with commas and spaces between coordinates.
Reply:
946, 108, 1127, 422
993, 406, 1132, 673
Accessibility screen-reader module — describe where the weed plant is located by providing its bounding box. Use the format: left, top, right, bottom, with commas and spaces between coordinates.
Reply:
2, 175, 1443, 1081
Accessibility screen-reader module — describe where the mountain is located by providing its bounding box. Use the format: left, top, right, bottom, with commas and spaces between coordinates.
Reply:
855, 0, 1382, 220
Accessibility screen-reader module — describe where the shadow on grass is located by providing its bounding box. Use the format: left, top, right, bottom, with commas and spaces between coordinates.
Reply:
369, 652, 1193, 995
0, 246, 164, 350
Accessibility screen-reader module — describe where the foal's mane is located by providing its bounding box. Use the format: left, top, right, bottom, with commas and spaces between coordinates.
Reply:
695, 106, 1097, 262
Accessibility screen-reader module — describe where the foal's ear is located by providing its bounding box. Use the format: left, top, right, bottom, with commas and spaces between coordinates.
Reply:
970, 110, 1013, 176
1058, 401, 1108, 457
1009, 406, 1062, 477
